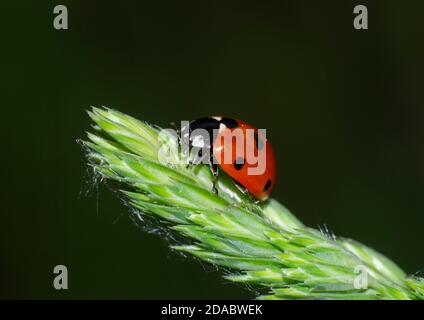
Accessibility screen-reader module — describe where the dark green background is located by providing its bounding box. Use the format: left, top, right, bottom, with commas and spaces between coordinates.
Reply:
2, 1, 423, 299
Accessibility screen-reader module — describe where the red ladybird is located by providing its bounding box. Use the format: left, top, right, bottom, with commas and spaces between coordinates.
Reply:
187, 117, 276, 200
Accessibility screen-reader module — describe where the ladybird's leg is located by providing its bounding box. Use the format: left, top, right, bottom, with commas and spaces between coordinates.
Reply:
252, 198, 261, 205
184, 147, 195, 169
189, 148, 205, 167
184, 148, 193, 169
185, 141, 200, 169
210, 163, 219, 194
247, 192, 261, 205
187, 148, 208, 169
232, 179, 249, 195
230, 180, 262, 210
185, 160, 193, 169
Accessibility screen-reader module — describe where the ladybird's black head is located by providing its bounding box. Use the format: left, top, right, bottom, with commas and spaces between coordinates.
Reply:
189, 117, 220, 134
187, 116, 239, 149
189, 116, 238, 132
188, 117, 220, 149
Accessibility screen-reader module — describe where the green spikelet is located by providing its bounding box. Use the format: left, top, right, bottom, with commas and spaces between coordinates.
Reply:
82, 107, 424, 300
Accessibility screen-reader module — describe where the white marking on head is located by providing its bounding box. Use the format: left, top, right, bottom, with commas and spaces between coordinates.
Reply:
192, 135, 205, 148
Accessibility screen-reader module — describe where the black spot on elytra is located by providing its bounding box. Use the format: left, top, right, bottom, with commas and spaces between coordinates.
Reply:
234, 157, 245, 170
263, 179, 272, 191
220, 117, 238, 129
254, 131, 264, 150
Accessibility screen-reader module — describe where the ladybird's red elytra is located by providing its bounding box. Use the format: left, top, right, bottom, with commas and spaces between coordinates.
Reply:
187, 117, 276, 201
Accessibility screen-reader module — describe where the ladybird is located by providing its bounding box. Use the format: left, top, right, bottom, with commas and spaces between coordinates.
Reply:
186, 116, 276, 200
